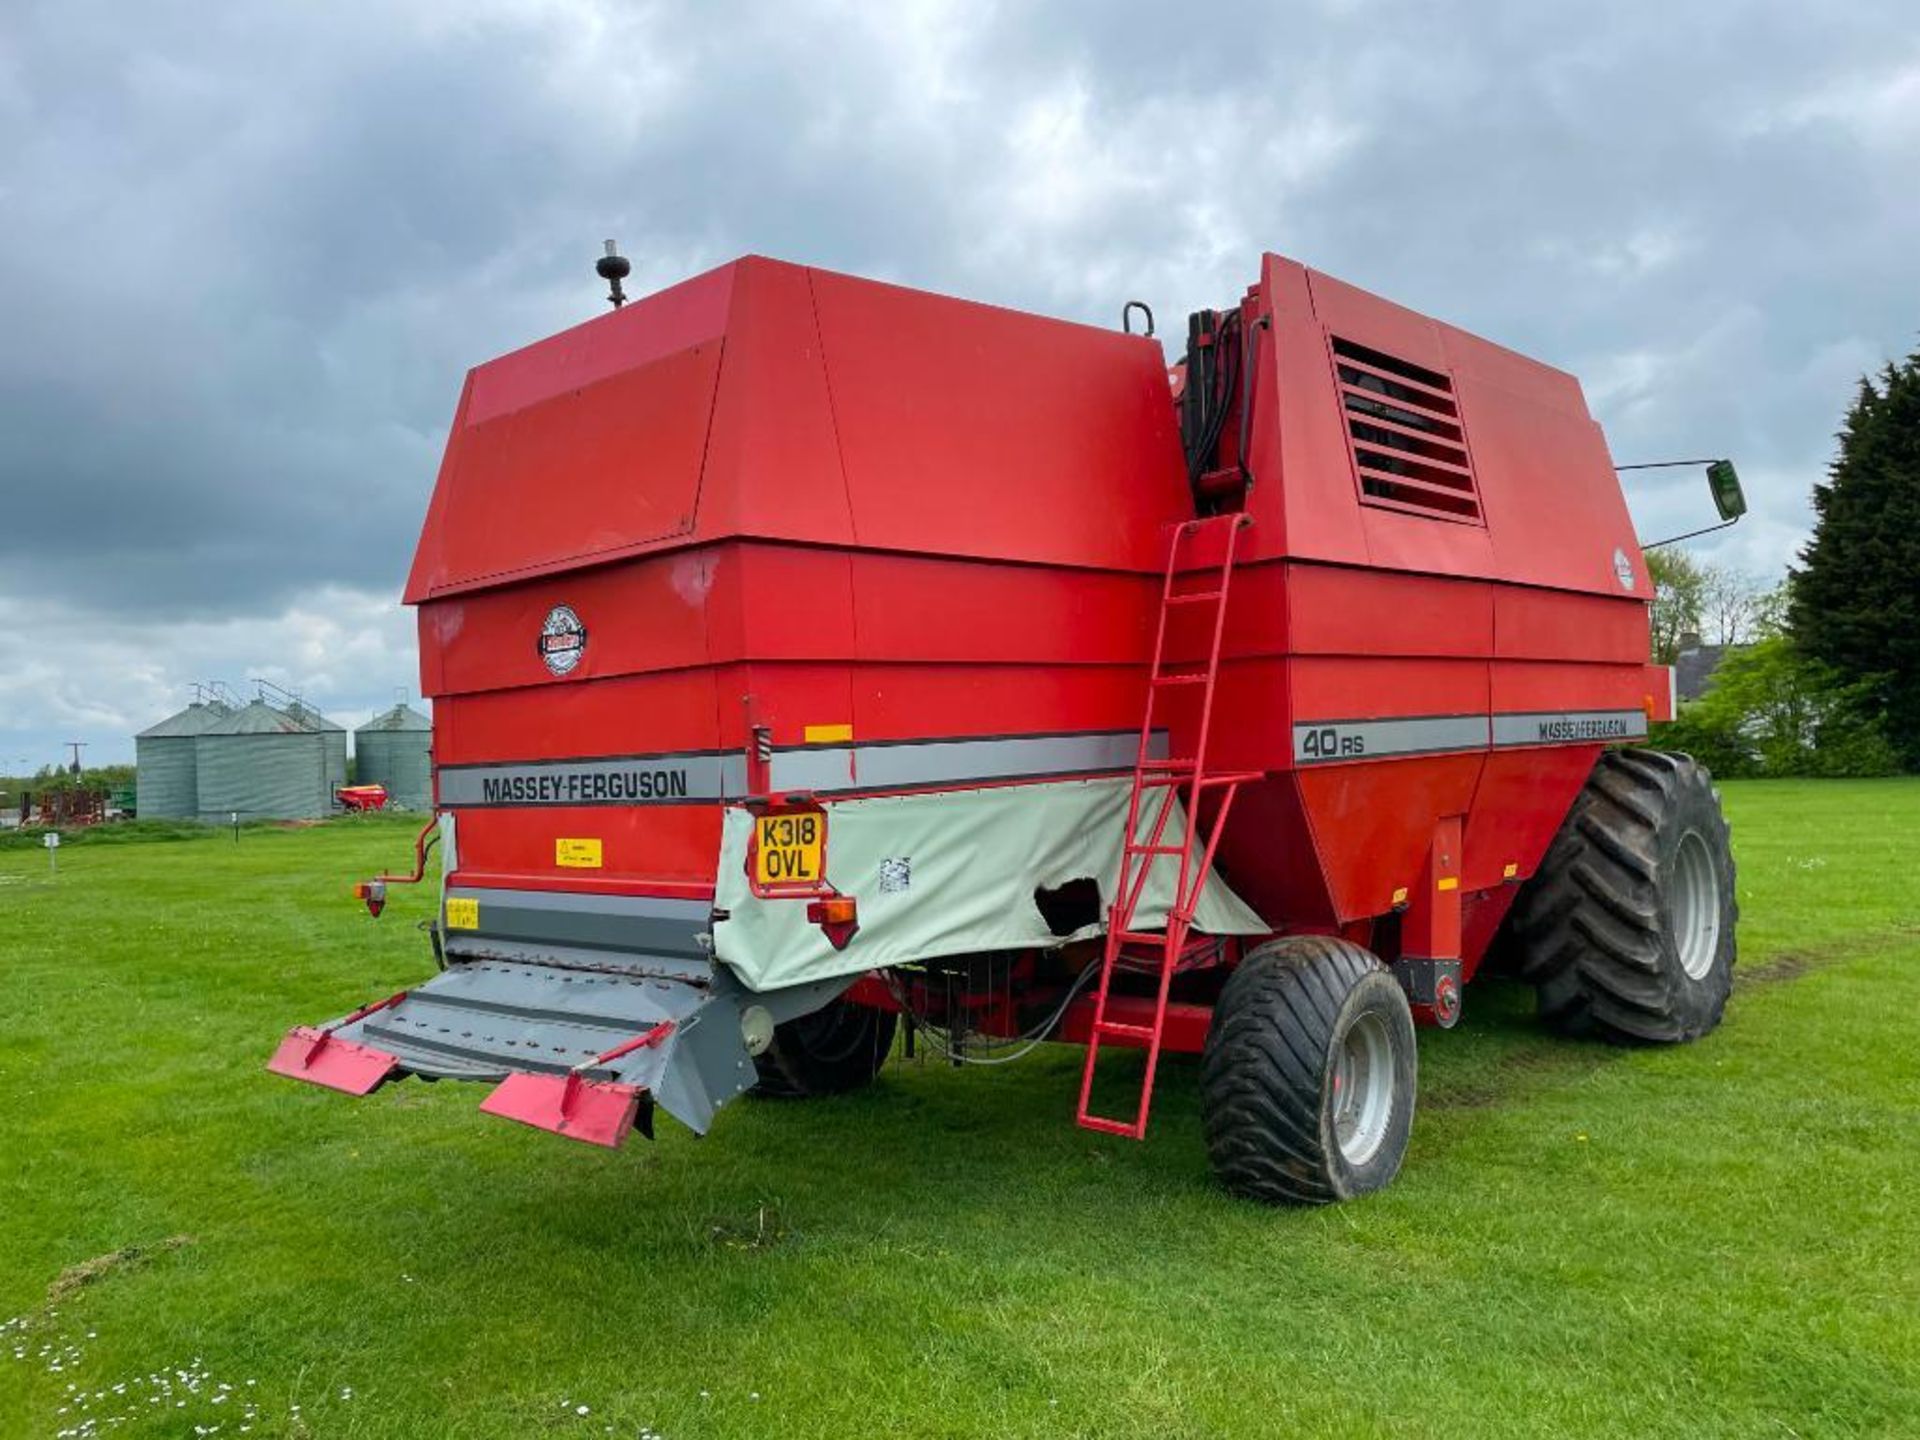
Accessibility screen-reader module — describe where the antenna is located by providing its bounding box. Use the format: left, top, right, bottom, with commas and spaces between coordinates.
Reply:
596, 239, 631, 309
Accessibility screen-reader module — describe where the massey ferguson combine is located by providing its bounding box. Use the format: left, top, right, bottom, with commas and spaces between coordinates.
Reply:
272, 248, 1742, 1204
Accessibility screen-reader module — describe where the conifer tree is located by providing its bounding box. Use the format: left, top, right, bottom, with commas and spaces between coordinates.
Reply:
1790, 354, 1920, 768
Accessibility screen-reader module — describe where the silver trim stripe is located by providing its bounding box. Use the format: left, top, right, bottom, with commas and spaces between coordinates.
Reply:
1491, 710, 1648, 747
436, 708, 1644, 800
437, 729, 1162, 808
1293, 708, 1648, 765
769, 730, 1163, 793
1293, 715, 1487, 765
444, 886, 708, 924
442, 886, 711, 959
437, 755, 727, 808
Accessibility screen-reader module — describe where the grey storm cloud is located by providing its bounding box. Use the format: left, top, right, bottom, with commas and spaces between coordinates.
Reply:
1, 0, 1917, 760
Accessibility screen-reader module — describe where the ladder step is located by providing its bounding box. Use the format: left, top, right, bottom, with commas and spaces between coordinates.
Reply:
1078, 513, 1251, 1148
1137, 770, 1261, 789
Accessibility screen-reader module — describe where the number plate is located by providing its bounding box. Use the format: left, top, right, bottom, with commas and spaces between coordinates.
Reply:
754, 810, 825, 888
445, 897, 480, 930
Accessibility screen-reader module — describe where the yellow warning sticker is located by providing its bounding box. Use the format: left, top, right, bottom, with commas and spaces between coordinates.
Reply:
445, 897, 479, 930
803, 723, 854, 744
1437, 876, 1460, 892
556, 837, 604, 869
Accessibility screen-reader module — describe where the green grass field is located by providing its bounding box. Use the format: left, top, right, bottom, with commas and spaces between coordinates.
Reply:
3, 783, 1917, 1439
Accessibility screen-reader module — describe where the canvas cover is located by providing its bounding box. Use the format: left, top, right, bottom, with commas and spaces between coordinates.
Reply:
712, 777, 1267, 991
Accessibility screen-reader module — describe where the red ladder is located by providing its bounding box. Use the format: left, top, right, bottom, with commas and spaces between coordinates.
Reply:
1077, 513, 1257, 1139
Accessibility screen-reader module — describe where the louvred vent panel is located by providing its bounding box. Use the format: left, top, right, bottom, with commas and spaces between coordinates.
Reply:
1329, 335, 1483, 524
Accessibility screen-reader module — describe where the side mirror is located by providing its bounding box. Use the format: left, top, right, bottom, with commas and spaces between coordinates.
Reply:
1706, 459, 1746, 522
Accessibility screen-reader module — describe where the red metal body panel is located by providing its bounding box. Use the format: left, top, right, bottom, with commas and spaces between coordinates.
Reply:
405, 252, 1653, 977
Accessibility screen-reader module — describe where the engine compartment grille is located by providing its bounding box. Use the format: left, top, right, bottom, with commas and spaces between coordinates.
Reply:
1329, 335, 1482, 524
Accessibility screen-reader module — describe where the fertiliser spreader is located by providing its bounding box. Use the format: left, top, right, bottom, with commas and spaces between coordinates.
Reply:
272, 250, 1742, 1202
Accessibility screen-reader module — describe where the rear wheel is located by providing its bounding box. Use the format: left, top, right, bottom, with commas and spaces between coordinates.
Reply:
1201, 936, 1418, 1205
1506, 748, 1737, 1043
751, 997, 897, 1098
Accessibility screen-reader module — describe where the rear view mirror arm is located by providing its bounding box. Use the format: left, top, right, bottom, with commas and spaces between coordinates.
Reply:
1617, 457, 1747, 550
1639, 517, 1740, 552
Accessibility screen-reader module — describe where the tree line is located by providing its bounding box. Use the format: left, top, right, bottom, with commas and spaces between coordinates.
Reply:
1653, 347, 1919, 778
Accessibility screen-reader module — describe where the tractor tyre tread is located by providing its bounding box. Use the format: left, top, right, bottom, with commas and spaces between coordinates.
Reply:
1507, 748, 1737, 1045
751, 999, 897, 1099
1201, 935, 1417, 1206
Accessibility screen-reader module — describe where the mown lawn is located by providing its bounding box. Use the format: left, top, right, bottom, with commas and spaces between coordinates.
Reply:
2, 782, 1917, 1439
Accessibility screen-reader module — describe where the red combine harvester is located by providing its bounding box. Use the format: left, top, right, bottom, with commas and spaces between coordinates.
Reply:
272, 250, 1742, 1203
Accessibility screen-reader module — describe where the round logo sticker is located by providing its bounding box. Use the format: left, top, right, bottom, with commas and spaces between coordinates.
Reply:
1612, 547, 1637, 592
538, 604, 587, 676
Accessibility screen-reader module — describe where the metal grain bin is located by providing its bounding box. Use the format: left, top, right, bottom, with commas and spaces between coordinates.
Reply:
285, 700, 348, 801
134, 700, 232, 818
354, 704, 433, 809
194, 700, 347, 820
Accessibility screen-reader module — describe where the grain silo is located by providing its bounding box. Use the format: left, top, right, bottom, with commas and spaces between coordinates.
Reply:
134, 699, 233, 818
194, 699, 347, 820
354, 704, 433, 809
284, 699, 349, 801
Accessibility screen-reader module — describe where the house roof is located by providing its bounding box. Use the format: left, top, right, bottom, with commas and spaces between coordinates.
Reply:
1676, 643, 1730, 702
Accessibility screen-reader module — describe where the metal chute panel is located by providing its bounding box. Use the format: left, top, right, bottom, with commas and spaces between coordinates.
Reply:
272, 882, 858, 1139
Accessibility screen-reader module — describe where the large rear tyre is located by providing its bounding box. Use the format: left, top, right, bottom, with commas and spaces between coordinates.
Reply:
1201, 936, 1418, 1205
1507, 748, 1737, 1044
751, 997, 897, 1098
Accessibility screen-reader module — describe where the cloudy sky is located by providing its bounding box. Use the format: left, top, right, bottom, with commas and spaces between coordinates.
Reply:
3, 0, 1916, 768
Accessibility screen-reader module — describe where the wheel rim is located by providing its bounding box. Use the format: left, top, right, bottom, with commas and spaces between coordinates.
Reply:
1331, 1010, 1395, 1167
1672, 829, 1722, 981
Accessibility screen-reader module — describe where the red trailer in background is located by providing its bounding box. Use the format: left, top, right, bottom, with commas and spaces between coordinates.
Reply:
272, 250, 1740, 1204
